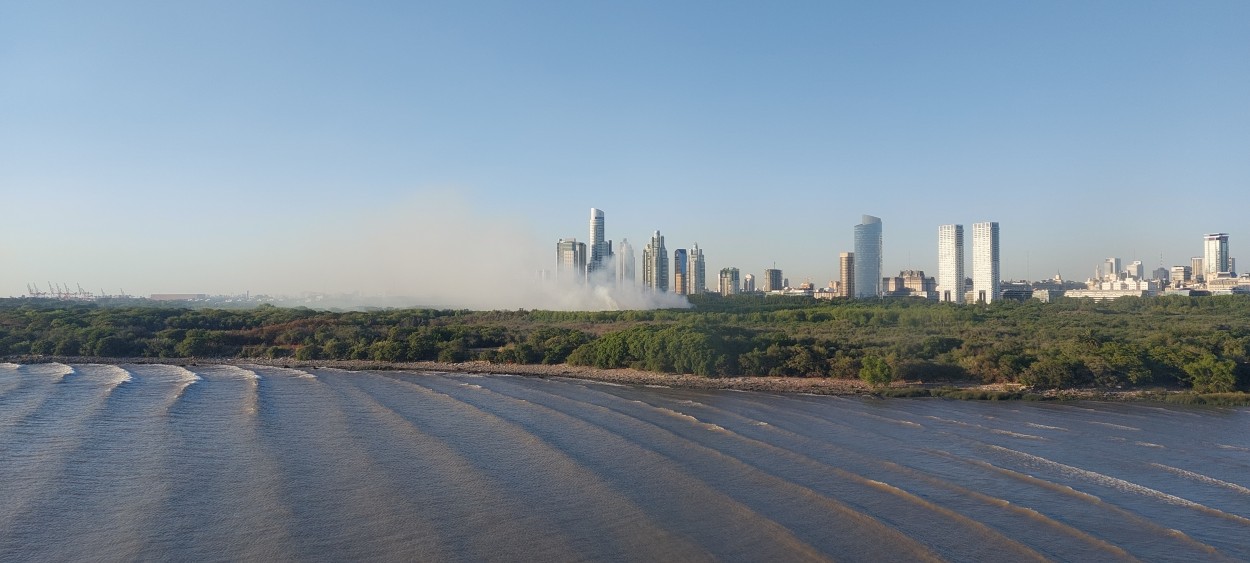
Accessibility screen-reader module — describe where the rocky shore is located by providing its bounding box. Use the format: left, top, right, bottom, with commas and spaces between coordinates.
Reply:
6, 355, 1239, 402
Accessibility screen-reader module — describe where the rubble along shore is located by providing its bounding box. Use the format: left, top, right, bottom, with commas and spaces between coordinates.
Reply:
3, 355, 1232, 402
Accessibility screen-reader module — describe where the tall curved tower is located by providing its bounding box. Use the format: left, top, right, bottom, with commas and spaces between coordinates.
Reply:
853, 215, 882, 298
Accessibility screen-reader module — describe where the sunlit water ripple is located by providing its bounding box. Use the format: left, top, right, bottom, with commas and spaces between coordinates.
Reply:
0, 363, 1247, 561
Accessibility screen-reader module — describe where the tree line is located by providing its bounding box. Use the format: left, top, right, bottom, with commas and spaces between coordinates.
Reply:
2, 294, 1248, 392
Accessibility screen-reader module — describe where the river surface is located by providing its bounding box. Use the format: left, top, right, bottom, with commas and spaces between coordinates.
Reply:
0, 363, 1247, 561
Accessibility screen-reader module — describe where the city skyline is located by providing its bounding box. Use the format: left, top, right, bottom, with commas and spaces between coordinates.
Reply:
3, 3, 1248, 304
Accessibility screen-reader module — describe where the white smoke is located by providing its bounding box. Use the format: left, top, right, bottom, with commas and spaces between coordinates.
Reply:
231, 190, 692, 311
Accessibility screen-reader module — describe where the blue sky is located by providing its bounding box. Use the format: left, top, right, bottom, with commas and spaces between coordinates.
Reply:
2, 1, 1248, 301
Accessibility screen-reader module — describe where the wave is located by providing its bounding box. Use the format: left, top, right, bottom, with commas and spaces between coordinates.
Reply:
988, 445, 1250, 526
990, 429, 1046, 440
1133, 442, 1165, 449
1152, 463, 1250, 496
1216, 444, 1250, 453
211, 365, 262, 380
1025, 423, 1067, 431
1087, 421, 1141, 431
244, 365, 314, 379
80, 364, 133, 387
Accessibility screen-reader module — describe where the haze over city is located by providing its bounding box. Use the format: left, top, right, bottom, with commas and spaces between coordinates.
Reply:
3, 2, 1247, 308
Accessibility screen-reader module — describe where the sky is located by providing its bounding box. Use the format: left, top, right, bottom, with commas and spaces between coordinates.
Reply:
2, 1, 1248, 306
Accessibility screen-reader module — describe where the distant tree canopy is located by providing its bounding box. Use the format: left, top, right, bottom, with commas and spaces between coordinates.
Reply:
3, 293, 1250, 391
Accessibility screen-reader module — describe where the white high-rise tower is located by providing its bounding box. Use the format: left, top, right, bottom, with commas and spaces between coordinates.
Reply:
642, 231, 668, 292
588, 208, 611, 276
972, 221, 1000, 303
1204, 233, 1230, 277
617, 238, 635, 286
937, 224, 964, 303
689, 243, 706, 294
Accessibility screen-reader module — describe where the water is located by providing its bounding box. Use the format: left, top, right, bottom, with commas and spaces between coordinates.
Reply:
0, 363, 1247, 561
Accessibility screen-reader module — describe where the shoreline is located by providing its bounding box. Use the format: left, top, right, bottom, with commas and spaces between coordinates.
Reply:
7, 354, 1232, 403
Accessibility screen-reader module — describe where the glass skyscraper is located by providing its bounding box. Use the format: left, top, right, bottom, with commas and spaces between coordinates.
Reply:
853, 215, 882, 298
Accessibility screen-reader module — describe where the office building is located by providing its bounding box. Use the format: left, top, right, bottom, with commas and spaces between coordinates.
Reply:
854, 215, 882, 298
642, 231, 668, 292
764, 268, 783, 292
673, 249, 689, 295
1171, 265, 1192, 287
1191, 257, 1205, 282
617, 238, 635, 286
556, 238, 586, 283
1127, 260, 1144, 280
839, 252, 854, 298
1104, 257, 1122, 281
972, 221, 1000, 303
1152, 267, 1170, 285
743, 274, 756, 293
718, 267, 740, 296
937, 224, 964, 303
587, 208, 610, 276
1204, 233, 1230, 277
688, 243, 706, 295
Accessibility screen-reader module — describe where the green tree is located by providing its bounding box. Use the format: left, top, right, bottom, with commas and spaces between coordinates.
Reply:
859, 355, 894, 387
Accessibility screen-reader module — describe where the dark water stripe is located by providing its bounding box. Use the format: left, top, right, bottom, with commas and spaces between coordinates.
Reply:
482, 377, 1045, 562
1, 365, 196, 561
249, 366, 447, 561
0, 363, 75, 434
0, 363, 21, 397
986, 444, 1250, 528
385, 372, 843, 562
600, 387, 1139, 562
928, 449, 1235, 561
151, 365, 298, 561
349, 371, 747, 562
0, 365, 134, 559
317, 370, 610, 563
607, 387, 1233, 561
418, 373, 944, 561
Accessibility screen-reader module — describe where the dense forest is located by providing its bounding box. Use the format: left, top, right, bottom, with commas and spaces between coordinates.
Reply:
2, 294, 1249, 392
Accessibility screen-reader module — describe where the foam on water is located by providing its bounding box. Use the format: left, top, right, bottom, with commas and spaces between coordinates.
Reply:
988, 445, 1250, 526
213, 365, 262, 380
1025, 422, 1067, 431
991, 429, 1046, 440
1088, 421, 1141, 431
1152, 463, 1250, 496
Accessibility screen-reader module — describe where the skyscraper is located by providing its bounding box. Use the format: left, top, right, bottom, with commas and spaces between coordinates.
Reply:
718, 267, 740, 296
1191, 257, 1205, 282
587, 208, 611, 276
854, 215, 882, 298
764, 268, 783, 292
617, 238, 635, 286
743, 273, 755, 293
556, 238, 586, 283
839, 252, 854, 298
689, 243, 706, 295
937, 224, 964, 303
1104, 257, 1122, 280
972, 221, 1000, 303
1127, 260, 1144, 280
1204, 233, 1230, 277
642, 231, 668, 292
673, 249, 689, 295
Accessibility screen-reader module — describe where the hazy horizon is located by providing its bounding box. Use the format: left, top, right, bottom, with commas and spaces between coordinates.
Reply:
4, 2, 1248, 307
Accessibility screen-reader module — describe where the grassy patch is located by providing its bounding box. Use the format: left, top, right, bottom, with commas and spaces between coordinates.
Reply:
1153, 392, 1250, 406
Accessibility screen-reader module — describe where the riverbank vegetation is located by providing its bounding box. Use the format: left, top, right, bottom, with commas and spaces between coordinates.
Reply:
2, 294, 1250, 392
